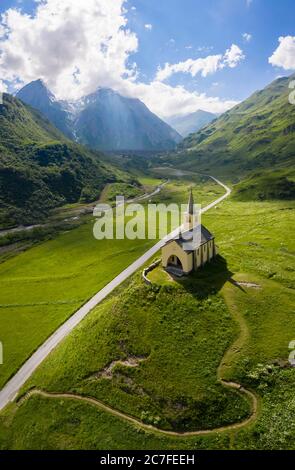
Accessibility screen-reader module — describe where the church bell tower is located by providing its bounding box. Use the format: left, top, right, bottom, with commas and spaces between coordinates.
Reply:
184, 188, 198, 231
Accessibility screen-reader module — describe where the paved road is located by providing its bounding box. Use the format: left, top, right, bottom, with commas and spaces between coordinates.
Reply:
0, 176, 231, 411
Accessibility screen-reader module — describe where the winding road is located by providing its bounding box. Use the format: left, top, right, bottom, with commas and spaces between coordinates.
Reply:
0, 176, 231, 412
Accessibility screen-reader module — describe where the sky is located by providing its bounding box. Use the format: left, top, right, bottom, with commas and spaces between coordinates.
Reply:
0, 0, 294, 119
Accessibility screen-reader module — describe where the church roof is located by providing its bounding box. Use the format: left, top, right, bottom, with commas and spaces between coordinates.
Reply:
166, 224, 214, 251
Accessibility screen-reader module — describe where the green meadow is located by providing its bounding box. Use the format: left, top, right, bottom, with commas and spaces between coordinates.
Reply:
0, 193, 294, 449
0, 178, 217, 389
17, 262, 251, 433
0, 221, 152, 388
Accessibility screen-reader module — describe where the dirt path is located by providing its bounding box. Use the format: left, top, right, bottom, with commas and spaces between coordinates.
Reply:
20, 379, 258, 438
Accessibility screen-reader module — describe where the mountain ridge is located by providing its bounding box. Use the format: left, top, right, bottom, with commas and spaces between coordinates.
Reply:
172, 73, 295, 178
0, 93, 131, 228
16, 81, 181, 151
17, 79, 75, 140
166, 110, 217, 137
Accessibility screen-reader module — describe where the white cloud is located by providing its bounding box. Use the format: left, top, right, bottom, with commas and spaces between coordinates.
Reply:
144, 24, 153, 31
242, 32, 252, 43
156, 44, 244, 81
269, 36, 295, 70
156, 55, 222, 81
0, 79, 8, 93
0, 0, 239, 117
120, 80, 238, 118
0, 24, 6, 37
223, 44, 245, 68
0, 0, 138, 100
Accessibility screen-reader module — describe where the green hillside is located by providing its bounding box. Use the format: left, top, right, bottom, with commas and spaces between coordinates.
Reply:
0, 177, 221, 389
173, 74, 295, 177
1, 196, 294, 450
233, 169, 295, 201
0, 94, 130, 228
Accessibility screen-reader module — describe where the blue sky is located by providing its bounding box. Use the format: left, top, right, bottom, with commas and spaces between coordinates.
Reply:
0, 0, 294, 118
127, 0, 294, 100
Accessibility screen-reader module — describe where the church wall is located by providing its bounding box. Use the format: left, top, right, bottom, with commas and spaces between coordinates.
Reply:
202, 242, 208, 265
162, 241, 193, 274
209, 240, 214, 260
195, 248, 202, 268
194, 240, 216, 270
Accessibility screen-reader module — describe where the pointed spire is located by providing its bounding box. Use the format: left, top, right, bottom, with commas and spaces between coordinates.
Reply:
187, 187, 195, 215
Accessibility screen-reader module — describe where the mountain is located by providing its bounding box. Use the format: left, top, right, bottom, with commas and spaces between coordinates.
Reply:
16, 82, 181, 151
174, 74, 295, 177
166, 110, 216, 137
16, 79, 74, 139
0, 94, 129, 228
75, 88, 181, 151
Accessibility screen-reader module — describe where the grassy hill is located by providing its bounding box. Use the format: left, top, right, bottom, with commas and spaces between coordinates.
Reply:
0, 177, 219, 390
168, 74, 295, 178
233, 169, 295, 201
0, 94, 133, 229
16, 262, 251, 433
0, 195, 294, 449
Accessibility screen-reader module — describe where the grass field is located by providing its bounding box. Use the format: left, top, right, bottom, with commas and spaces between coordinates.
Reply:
16, 259, 251, 433
158, 178, 224, 208
232, 169, 295, 202
0, 220, 153, 388
0, 177, 219, 389
0, 192, 294, 449
99, 182, 144, 202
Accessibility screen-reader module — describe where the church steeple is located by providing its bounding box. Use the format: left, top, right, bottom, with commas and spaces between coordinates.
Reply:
184, 188, 196, 230
187, 188, 195, 215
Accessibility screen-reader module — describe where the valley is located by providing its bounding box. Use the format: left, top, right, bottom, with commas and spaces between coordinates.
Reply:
0, 176, 222, 392
0, 94, 137, 229
0, 192, 294, 450
0, 52, 294, 453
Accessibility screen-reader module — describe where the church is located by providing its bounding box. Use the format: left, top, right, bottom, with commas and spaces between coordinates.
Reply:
162, 189, 217, 275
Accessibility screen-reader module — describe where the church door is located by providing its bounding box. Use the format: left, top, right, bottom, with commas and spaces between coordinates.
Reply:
168, 255, 183, 270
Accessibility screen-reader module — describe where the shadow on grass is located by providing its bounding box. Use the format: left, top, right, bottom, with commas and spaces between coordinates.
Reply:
174, 255, 245, 299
